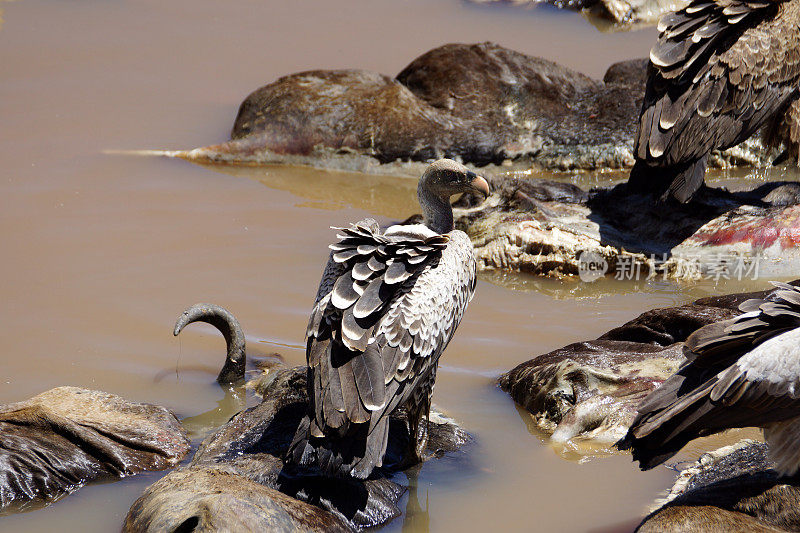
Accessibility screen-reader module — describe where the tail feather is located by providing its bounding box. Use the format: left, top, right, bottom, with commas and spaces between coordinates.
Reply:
286, 415, 390, 479
349, 417, 390, 479
616, 372, 718, 470
626, 157, 708, 203
287, 415, 315, 465
666, 156, 708, 203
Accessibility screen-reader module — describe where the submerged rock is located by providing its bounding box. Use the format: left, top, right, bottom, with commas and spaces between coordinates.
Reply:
498, 289, 776, 451
163, 42, 769, 174
455, 175, 800, 279
639, 440, 800, 532
0, 387, 189, 513
124, 366, 471, 531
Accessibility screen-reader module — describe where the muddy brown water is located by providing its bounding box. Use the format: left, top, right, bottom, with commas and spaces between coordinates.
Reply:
0, 1, 794, 531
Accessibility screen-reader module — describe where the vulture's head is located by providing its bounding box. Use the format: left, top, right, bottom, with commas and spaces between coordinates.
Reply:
419, 159, 490, 202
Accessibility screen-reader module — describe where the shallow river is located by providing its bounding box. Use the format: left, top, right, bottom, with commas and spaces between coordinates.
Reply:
0, 1, 789, 531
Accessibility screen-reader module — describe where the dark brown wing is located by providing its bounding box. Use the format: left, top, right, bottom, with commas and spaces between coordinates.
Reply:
306, 221, 449, 428
634, 0, 800, 199
684, 281, 800, 367
618, 282, 800, 469
619, 352, 800, 469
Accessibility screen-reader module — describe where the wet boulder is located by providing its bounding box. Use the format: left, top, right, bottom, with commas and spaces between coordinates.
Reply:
639, 440, 800, 532
0, 387, 190, 512
124, 366, 471, 531
123, 465, 352, 533
170, 43, 646, 172
161, 43, 770, 174
498, 291, 765, 450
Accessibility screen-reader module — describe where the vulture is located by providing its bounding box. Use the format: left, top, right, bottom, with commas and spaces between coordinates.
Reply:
618, 282, 800, 474
628, 0, 800, 202
286, 159, 489, 479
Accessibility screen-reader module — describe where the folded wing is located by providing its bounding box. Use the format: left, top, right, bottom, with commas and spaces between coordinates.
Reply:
618, 282, 800, 469
291, 219, 476, 478
634, 0, 800, 200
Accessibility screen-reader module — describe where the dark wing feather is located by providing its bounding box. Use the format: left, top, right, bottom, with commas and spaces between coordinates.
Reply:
331, 270, 360, 310
619, 354, 800, 470
353, 277, 391, 319
618, 282, 800, 469
686, 282, 800, 365
336, 356, 369, 424
350, 343, 386, 411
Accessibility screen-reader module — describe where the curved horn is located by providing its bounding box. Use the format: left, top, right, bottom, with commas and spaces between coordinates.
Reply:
173, 303, 246, 385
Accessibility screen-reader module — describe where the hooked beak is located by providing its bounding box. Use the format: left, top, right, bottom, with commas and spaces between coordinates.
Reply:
469, 173, 490, 198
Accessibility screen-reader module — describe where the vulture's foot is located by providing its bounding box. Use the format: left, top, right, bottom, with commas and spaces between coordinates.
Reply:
413, 415, 430, 464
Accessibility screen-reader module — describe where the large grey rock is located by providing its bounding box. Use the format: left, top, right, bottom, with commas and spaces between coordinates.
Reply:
639, 440, 800, 532
0, 387, 190, 513
498, 290, 771, 449
164, 43, 769, 174
124, 366, 471, 531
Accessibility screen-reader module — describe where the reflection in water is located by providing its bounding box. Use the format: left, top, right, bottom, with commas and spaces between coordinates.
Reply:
481, 269, 710, 305
512, 404, 620, 463
0, 488, 70, 517
203, 162, 631, 223
152, 349, 284, 440
202, 163, 421, 221
705, 163, 800, 189
402, 469, 430, 533
179, 384, 247, 439
203, 155, 800, 217
152, 364, 248, 440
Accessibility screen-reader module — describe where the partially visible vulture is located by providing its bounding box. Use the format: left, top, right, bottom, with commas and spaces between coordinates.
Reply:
286, 159, 489, 479
618, 282, 800, 474
628, 0, 800, 202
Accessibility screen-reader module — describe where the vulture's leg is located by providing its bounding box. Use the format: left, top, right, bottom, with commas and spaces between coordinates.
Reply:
404, 399, 425, 466
401, 369, 437, 468
405, 390, 432, 466
414, 395, 431, 462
